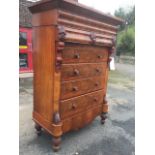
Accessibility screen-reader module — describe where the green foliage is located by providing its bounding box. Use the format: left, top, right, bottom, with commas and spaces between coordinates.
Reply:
126, 6, 135, 25
116, 26, 135, 56
115, 8, 126, 30
115, 6, 135, 30
114, 6, 135, 56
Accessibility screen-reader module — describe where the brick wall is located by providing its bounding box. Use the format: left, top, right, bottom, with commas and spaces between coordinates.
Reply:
19, 0, 33, 28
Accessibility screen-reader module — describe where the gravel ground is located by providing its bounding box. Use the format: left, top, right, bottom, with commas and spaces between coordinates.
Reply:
19, 63, 135, 155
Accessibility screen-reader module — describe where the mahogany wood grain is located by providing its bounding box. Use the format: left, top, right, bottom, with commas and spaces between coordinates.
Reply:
58, 10, 118, 32
62, 104, 102, 133
62, 45, 108, 63
62, 27, 113, 46
58, 18, 117, 36
29, 0, 123, 25
61, 62, 107, 81
29, 0, 123, 151
33, 26, 56, 121
33, 111, 63, 137
32, 9, 58, 26
63, 27, 115, 40
61, 76, 105, 99
60, 90, 104, 119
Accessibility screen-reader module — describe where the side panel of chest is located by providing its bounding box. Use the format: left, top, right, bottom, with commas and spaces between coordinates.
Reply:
32, 26, 56, 121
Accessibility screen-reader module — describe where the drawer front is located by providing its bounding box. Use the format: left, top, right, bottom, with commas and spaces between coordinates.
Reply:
61, 76, 105, 100
62, 45, 108, 63
60, 90, 104, 119
62, 105, 102, 133
61, 62, 107, 81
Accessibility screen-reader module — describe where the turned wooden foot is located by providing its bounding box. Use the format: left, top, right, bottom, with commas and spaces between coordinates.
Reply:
52, 136, 61, 152
35, 123, 42, 136
100, 112, 108, 125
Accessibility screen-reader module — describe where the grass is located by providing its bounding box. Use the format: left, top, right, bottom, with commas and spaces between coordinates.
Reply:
108, 70, 134, 90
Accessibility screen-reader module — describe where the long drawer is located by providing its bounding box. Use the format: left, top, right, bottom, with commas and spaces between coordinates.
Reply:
62, 104, 102, 133
60, 90, 104, 119
61, 62, 107, 81
61, 76, 105, 100
62, 45, 108, 64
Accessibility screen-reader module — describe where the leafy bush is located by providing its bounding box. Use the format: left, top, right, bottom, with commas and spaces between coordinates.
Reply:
115, 6, 135, 56
117, 27, 135, 55
116, 26, 135, 56
115, 6, 135, 31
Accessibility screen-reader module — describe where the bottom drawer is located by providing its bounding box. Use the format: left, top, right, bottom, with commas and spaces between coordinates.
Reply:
62, 105, 102, 133
60, 90, 104, 119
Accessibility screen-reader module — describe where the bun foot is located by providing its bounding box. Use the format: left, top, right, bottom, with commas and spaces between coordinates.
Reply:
35, 123, 42, 136
37, 131, 42, 136
100, 112, 108, 125
52, 145, 60, 152
52, 136, 61, 152
101, 119, 105, 124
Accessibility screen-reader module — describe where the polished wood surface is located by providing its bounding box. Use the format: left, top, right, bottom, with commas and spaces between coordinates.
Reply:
29, 0, 123, 151
33, 26, 56, 121
62, 104, 102, 133
61, 63, 107, 81
62, 44, 109, 63
29, 0, 123, 25
61, 76, 105, 99
60, 90, 104, 119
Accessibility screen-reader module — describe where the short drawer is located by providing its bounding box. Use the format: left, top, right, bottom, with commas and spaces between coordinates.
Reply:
62, 45, 108, 63
61, 62, 107, 81
61, 76, 105, 100
60, 90, 104, 119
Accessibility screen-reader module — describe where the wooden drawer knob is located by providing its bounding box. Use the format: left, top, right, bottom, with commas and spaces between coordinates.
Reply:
73, 69, 80, 75
71, 103, 77, 110
90, 32, 96, 43
96, 68, 101, 73
93, 97, 98, 102
95, 82, 99, 87
108, 57, 112, 62
56, 56, 62, 62
56, 56, 62, 69
97, 55, 102, 59
72, 86, 78, 91
74, 53, 80, 59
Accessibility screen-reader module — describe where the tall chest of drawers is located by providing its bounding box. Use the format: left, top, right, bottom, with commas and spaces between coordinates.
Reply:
29, 0, 123, 151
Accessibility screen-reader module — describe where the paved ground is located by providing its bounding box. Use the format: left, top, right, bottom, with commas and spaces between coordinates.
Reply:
19, 63, 135, 155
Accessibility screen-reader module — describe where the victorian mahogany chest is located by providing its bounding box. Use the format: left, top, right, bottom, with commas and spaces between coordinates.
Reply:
29, 0, 123, 151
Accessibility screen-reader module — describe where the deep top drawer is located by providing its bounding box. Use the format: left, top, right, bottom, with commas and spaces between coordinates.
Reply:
62, 45, 109, 64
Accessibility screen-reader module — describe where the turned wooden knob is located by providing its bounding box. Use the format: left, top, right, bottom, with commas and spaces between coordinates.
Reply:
57, 41, 65, 51
95, 82, 99, 87
97, 55, 102, 59
74, 53, 80, 59
73, 69, 80, 75
108, 57, 112, 62
93, 97, 98, 102
56, 56, 62, 69
96, 68, 101, 73
58, 26, 66, 40
56, 56, 62, 62
90, 32, 96, 43
71, 103, 77, 110
72, 86, 78, 91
